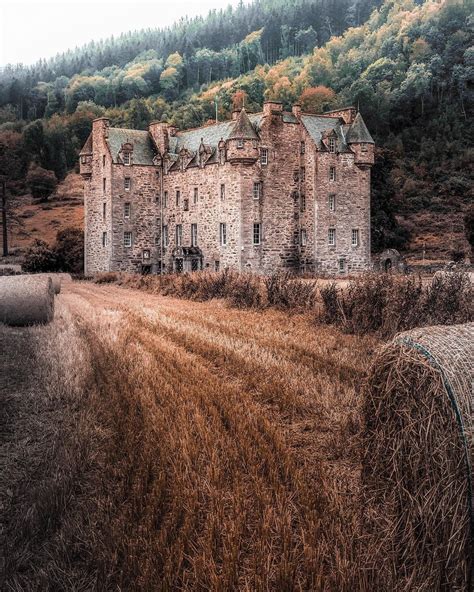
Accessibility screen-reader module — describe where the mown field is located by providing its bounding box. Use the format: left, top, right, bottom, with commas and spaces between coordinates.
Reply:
0, 281, 378, 591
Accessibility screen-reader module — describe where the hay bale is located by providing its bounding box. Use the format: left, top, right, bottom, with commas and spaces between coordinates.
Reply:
0, 276, 55, 326
0, 264, 22, 276
362, 322, 473, 591
26, 273, 72, 294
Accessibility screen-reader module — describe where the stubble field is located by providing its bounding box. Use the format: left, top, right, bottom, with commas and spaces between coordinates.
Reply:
1, 281, 378, 591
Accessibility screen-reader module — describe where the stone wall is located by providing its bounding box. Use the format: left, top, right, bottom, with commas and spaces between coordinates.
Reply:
84, 118, 113, 275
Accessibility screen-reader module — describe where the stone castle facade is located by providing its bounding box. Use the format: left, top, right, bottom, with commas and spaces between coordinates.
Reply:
80, 101, 374, 276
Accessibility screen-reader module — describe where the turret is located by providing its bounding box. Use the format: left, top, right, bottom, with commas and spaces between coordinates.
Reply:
79, 134, 92, 178
346, 112, 374, 168
226, 108, 259, 165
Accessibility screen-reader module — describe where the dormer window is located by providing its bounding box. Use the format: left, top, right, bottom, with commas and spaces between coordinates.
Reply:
123, 152, 131, 165
329, 137, 336, 153
237, 139, 244, 149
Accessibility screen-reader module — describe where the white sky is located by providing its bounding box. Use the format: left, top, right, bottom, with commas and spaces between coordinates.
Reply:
0, 0, 244, 66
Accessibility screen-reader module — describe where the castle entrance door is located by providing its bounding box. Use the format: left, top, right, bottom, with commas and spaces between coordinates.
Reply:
175, 258, 184, 273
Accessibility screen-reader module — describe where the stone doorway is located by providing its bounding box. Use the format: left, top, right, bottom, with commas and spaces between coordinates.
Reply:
172, 247, 203, 273
175, 258, 184, 273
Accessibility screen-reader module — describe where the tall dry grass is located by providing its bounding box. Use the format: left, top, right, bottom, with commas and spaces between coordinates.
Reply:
1, 284, 376, 591
95, 270, 472, 338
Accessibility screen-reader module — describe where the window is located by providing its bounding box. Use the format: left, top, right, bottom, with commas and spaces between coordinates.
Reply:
329, 194, 336, 212
300, 193, 306, 212
237, 138, 244, 148
361, 144, 368, 153
329, 137, 336, 153
81, 155, 87, 164
164, 191, 168, 208
300, 141, 305, 154
102, 231, 107, 247
328, 228, 336, 246
329, 167, 336, 182
124, 177, 131, 191
220, 184, 225, 200
102, 202, 106, 220
215, 260, 220, 272
339, 259, 346, 273
300, 229, 307, 246
184, 198, 189, 211
124, 231, 132, 248
253, 182, 261, 200
352, 228, 360, 247
123, 152, 131, 165
124, 202, 131, 218
175, 224, 182, 247
219, 223, 227, 246
163, 225, 168, 248
300, 167, 305, 182
143, 249, 150, 260
260, 148, 268, 165
191, 223, 198, 247
253, 223, 262, 245
103, 178, 106, 192
194, 187, 198, 204
103, 155, 106, 166
176, 190, 180, 206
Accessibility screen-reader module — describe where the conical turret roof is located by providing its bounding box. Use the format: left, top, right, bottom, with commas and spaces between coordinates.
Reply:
228, 108, 259, 140
346, 112, 374, 144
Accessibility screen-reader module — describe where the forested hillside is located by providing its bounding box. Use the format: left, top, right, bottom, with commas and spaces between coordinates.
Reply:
0, 0, 472, 258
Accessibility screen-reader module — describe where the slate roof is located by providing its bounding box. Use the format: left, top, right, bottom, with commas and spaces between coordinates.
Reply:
80, 133, 92, 155
172, 113, 264, 154
345, 112, 374, 144
228, 108, 259, 140
107, 128, 157, 165
301, 115, 348, 151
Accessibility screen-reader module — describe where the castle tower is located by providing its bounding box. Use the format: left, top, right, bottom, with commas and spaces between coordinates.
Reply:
346, 112, 375, 168
226, 108, 259, 165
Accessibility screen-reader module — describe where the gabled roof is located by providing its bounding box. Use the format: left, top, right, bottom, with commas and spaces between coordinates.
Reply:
300, 115, 349, 151
107, 128, 157, 165
80, 133, 92, 155
228, 108, 259, 140
345, 112, 374, 144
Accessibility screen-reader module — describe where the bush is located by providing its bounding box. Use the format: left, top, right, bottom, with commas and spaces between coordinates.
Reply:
265, 272, 316, 311
22, 227, 84, 273
54, 227, 84, 273
23, 239, 57, 272
26, 165, 58, 201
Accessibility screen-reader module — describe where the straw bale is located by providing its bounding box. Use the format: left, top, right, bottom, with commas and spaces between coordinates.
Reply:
0, 275, 55, 326
362, 322, 473, 591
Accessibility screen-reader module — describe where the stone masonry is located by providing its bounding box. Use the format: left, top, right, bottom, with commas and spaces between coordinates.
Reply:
80, 102, 374, 275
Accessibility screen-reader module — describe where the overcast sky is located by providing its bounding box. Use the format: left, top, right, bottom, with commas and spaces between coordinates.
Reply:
1, 0, 244, 66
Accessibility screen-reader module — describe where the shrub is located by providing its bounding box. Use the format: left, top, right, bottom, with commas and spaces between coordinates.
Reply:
265, 273, 316, 311
54, 227, 84, 273
23, 239, 57, 272
26, 165, 58, 201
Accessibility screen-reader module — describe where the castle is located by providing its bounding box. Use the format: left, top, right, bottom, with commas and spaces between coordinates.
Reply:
79, 101, 374, 276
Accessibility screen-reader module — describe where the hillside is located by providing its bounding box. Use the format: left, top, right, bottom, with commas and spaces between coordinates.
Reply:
0, 0, 472, 261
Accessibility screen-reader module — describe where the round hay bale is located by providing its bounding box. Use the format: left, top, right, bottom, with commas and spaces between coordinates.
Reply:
362, 322, 473, 591
29, 273, 62, 294
0, 276, 55, 326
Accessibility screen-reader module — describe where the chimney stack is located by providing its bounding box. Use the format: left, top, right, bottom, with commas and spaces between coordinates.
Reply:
263, 101, 283, 118
149, 121, 171, 155
292, 103, 302, 118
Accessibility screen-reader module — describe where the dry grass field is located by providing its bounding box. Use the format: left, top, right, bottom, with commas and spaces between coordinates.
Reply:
1, 281, 378, 591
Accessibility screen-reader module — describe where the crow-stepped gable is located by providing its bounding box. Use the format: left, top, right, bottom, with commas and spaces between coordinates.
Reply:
80, 102, 374, 275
